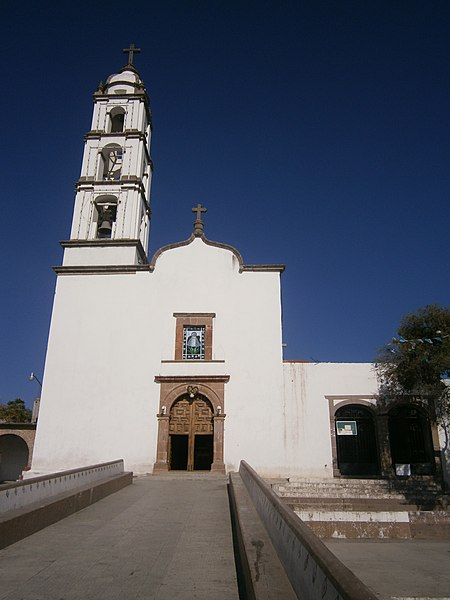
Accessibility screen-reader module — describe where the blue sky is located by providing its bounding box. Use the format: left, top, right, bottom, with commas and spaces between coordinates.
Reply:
1, 1, 449, 407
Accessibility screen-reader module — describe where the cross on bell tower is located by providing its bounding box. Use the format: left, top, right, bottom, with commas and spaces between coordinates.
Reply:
123, 43, 141, 66
192, 203, 207, 236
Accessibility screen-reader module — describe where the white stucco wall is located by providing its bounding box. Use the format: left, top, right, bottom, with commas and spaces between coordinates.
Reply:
281, 362, 378, 478
31, 237, 287, 476
31, 234, 387, 479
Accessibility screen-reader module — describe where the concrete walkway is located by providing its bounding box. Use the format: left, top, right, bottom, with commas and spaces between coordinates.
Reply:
325, 538, 450, 600
0, 474, 239, 600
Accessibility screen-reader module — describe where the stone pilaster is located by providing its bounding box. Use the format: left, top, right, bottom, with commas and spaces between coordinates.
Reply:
152, 415, 170, 473
211, 415, 226, 473
377, 415, 395, 478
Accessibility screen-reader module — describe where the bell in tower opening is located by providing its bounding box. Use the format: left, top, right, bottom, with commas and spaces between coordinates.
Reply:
97, 204, 117, 239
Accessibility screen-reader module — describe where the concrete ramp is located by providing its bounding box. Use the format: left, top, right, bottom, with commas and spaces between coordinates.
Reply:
0, 461, 132, 549
0, 474, 238, 600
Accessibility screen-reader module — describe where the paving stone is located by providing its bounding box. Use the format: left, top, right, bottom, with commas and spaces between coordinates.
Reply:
325, 539, 450, 600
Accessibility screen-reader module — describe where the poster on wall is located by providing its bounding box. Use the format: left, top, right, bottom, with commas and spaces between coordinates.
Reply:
336, 420, 357, 436
395, 463, 411, 476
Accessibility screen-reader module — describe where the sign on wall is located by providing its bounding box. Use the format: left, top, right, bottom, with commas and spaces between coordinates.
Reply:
336, 420, 357, 436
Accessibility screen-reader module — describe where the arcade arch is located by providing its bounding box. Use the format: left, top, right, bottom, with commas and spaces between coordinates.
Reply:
329, 396, 441, 480
0, 434, 29, 482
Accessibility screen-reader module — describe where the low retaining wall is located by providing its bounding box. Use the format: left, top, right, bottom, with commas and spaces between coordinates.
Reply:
0, 460, 125, 513
239, 461, 377, 600
0, 461, 132, 550
229, 472, 297, 599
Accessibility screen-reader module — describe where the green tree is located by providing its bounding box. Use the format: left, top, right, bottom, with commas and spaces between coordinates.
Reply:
0, 399, 32, 423
375, 305, 450, 424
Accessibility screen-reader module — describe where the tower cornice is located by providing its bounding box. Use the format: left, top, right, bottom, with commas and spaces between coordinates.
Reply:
84, 129, 152, 141
60, 238, 147, 261
93, 92, 152, 125
76, 176, 152, 204
94, 86, 146, 97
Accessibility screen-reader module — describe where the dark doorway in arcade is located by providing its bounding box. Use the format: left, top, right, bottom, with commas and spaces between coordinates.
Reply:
335, 405, 379, 477
0, 434, 29, 482
388, 405, 434, 476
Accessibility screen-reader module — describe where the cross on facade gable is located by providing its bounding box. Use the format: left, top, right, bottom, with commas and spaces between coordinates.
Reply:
192, 203, 207, 221
192, 203, 207, 236
123, 43, 141, 66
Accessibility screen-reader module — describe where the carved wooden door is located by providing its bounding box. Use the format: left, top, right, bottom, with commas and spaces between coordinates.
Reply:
169, 396, 213, 471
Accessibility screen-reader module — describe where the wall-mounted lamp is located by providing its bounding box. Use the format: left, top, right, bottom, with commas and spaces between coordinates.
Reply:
217, 406, 222, 415
29, 372, 42, 389
161, 405, 166, 415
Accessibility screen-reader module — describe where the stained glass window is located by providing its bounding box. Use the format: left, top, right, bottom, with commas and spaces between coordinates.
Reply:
183, 325, 205, 360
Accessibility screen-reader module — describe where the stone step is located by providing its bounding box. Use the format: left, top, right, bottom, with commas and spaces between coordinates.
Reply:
273, 479, 441, 490
282, 497, 435, 512
272, 478, 450, 539
291, 509, 450, 540
297, 516, 403, 540
284, 476, 439, 485
276, 488, 405, 499
272, 479, 444, 502
272, 476, 440, 486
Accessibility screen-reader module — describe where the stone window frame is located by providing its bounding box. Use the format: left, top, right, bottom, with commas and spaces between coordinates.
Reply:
173, 313, 215, 361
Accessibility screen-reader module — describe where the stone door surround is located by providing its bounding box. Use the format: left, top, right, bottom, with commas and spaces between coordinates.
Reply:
153, 375, 229, 474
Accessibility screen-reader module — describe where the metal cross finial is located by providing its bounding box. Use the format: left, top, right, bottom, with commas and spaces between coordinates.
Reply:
192, 203, 207, 236
123, 43, 141, 66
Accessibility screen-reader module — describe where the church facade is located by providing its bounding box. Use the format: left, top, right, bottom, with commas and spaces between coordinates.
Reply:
30, 57, 446, 484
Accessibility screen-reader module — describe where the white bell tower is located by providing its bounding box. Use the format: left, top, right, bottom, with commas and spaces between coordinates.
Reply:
62, 45, 152, 267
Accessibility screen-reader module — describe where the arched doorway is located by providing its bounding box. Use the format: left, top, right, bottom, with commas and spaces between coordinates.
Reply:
169, 395, 214, 471
388, 405, 434, 475
0, 434, 29, 482
335, 405, 379, 476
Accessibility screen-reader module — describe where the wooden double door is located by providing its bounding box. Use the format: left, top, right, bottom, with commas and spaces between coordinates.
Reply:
169, 396, 214, 471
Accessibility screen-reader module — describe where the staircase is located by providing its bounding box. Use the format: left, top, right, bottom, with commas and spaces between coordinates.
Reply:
270, 478, 450, 540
